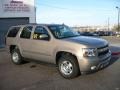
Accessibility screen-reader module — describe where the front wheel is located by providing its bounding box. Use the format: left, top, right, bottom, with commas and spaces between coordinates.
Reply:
58, 54, 80, 79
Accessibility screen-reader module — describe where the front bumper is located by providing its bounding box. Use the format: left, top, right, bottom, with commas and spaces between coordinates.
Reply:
78, 50, 111, 73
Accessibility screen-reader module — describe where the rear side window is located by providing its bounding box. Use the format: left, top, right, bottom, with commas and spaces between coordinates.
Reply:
7, 27, 20, 37
20, 26, 33, 39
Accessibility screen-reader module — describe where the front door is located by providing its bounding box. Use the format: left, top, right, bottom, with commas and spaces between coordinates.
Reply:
29, 26, 54, 63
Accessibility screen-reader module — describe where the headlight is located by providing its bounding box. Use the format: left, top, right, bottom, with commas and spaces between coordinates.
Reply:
82, 48, 97, 57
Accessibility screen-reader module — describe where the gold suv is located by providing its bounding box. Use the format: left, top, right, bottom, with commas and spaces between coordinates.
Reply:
6, 24, 111, 79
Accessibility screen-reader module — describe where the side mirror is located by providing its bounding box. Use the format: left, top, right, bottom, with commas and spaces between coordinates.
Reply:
39, 34, 50, 40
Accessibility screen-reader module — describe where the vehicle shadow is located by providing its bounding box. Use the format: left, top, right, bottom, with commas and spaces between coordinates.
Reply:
22, 58, 57, 68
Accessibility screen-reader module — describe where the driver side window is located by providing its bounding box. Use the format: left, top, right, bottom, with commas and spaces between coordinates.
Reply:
33, 26, 50, 40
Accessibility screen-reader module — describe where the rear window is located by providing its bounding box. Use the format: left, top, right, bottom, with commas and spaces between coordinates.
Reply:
20, 26, 33, 39
7, 27, 20, 37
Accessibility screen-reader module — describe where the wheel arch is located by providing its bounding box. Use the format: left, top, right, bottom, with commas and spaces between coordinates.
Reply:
9, 45, 20, 53
55, 51, 79, 66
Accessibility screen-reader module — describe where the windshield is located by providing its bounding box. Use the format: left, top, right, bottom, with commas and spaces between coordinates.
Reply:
48, 25, 80, 39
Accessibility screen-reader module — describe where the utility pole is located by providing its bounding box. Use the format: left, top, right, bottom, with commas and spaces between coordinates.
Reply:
34, 0, 37, 23
108, 17, 110, 31
116, 6, 120, 32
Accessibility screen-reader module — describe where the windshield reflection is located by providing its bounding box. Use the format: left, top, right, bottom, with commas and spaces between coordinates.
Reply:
48, 25, 80, 39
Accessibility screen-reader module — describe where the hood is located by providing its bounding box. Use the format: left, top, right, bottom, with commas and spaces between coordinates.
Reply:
63, 36, 108, 48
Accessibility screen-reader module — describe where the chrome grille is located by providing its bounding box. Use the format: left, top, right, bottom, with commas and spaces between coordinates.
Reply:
97, 45, 109, 56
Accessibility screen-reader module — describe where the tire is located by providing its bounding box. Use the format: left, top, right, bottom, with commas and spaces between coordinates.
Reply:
58, 54, 80, 79
11, 48, 23, 65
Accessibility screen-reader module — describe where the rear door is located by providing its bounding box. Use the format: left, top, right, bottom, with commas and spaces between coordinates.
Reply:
19, 26, 34, 58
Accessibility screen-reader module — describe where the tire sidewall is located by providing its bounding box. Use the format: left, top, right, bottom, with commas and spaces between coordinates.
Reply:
58, 55, 79, 79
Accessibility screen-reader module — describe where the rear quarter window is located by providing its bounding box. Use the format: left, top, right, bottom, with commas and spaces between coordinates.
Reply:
7, 27, 20, 37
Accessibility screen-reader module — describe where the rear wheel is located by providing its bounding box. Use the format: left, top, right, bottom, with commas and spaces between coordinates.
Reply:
58, 54, 80, 79
11, 48, 23, 65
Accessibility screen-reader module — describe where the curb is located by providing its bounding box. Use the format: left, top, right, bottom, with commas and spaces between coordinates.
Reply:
112, 52, 120, 55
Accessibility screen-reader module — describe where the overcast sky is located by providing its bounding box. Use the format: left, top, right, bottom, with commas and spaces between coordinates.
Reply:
36, 0, 120, 26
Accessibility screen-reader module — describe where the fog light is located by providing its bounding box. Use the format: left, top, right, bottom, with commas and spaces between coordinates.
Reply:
91, 66, 96, 70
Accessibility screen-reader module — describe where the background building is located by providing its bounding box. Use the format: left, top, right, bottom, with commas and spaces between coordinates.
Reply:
72, 25, 113, 32
0, 0, 36, 47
